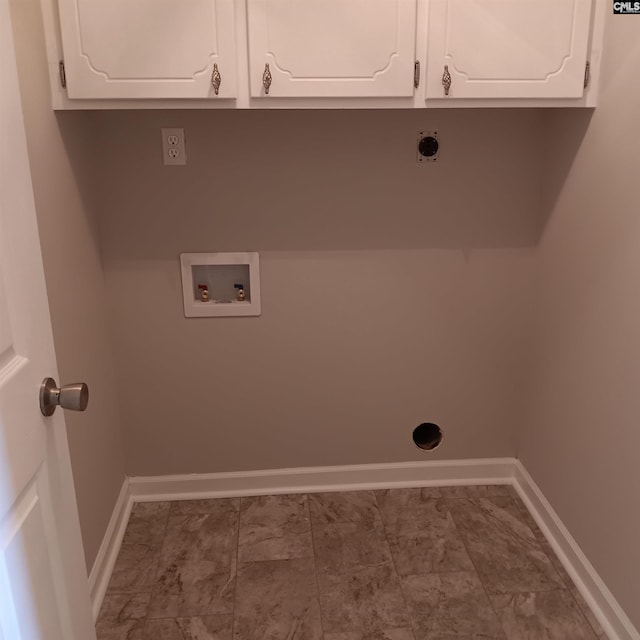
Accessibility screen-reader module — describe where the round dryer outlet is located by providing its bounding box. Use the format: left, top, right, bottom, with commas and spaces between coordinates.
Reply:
417, 130, 439, 163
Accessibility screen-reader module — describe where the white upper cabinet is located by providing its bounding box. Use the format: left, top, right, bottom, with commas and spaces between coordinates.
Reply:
247, 0, 418, 98
425, 0, 592, 100
57, 0, 237, 99
47, 0, 603, 107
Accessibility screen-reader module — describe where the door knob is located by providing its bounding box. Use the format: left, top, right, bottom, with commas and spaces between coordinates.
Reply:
40, 377, 89, 416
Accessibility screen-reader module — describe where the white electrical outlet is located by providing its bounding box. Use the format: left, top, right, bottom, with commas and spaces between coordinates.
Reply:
161, 127, 186, 165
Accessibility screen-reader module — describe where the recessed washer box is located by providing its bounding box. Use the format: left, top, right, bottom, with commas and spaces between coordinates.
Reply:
180, 252, 261, 317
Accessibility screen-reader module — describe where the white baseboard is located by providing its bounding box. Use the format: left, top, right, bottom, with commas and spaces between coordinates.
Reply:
128, 457, 516, 501
87, 477, 133, 622
513, 461, 639, 640
89, 458, 637, 640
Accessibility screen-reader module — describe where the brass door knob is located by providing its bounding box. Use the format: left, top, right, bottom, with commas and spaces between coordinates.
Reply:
40, 377, 89, 416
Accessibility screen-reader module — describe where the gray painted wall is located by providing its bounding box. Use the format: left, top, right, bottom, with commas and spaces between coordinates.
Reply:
92, 109, 541, 475
520, 12, 640, 631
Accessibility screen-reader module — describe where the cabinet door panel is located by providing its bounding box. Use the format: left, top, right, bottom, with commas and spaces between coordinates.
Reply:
58, 0, 236, 99
248, 0, 417, 97
426, 0, 592, 99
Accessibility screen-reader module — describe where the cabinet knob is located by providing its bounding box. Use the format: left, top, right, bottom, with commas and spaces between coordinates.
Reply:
211, 63, 222, 95
442, 64, 452, 96
263, 63, 272, 95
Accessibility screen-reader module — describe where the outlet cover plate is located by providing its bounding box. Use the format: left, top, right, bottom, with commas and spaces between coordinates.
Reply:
162, 127, 186, 165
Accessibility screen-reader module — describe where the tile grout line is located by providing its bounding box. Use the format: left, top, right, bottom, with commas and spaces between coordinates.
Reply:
445, 494, 510, 640
142, 501, 173, 638
374, 490, 418, 640
231, 497, 243, 640
307, 493, 327, 640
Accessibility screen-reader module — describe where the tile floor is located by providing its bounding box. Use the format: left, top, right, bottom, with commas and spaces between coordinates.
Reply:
96, 485, 606, 639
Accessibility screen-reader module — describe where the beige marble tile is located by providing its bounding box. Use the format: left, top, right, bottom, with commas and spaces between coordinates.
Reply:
506, 485, 520, 499
317, 563, 410, 635
400, 572, 506, 640
324, 630, 415, 640
238, 494, 313, 562
313, 520, 393, 575
511, 496, 547, 541
489, 495, 556, 550
375, 488, 467, 515
507, 499, 579, 593
102, 491, 607, 640
143, 615, 233, 640
491, 591, 598, 640
107, 542, 162, 594
448, 498, 565, 595
169, 498, 241, 517
533, 537, 571, 584
105, 503, 170, 595
309, 491, 381, 525
464, 484, 512, 498
233, 558, 322, 640
148, 507, 238, 618
566, 585, 606, 638
107, 502, 172, 595
508, 498, 605, 637
378, 497, 473, 575
527, 530, 606, 638
123, 502, 171, 547
96, 593, 150, 640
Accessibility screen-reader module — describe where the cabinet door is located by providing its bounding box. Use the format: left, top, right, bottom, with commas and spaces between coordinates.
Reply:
248, 0, 417, 98
57, 0, 236, 99
426, 0, 592, 99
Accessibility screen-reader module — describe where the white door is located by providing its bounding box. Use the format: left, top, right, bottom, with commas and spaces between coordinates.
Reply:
425, 0, 592, 99
0, 1, 96, 638
57, 0, 237, 99
248, 0, 417, 97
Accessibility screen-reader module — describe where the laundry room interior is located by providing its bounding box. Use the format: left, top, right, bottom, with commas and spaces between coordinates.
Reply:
4, 0, 640, 638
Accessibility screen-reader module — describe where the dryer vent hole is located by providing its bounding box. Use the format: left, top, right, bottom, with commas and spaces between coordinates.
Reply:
412, 423, 443, 451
